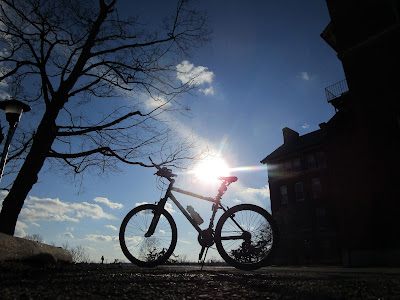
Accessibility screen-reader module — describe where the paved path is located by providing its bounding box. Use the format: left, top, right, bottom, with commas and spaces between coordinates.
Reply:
1, 263, 399, 299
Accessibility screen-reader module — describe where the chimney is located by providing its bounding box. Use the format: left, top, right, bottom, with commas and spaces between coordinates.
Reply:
282, 127, 299, 144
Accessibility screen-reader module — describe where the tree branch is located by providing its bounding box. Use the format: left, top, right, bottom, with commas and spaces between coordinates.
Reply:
48, 147, 151, 167
6, 132, 35, 163
56, 110, 146, 136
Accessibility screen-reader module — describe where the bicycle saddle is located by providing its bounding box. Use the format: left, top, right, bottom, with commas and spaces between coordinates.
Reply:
218, 176, 238, 183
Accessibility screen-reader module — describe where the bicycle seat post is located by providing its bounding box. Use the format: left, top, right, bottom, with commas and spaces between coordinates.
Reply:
215, 181, 228, 203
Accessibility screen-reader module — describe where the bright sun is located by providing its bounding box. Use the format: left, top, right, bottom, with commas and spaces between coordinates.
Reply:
192, 157, 230, 182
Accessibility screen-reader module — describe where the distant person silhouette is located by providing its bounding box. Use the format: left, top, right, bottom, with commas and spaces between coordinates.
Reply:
101, 255, 104, 264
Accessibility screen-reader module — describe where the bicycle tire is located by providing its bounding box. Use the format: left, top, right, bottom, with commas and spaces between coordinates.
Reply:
119, 204, 177, 267
215, 204, 278, 270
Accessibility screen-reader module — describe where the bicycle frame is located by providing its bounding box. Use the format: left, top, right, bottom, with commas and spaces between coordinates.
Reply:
145, 178, 228, 238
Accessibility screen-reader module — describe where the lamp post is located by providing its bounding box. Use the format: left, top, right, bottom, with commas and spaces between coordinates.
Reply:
0, 99, 31, 182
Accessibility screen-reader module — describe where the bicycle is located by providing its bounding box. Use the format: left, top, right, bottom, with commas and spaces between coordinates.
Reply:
119, 159, 278, 270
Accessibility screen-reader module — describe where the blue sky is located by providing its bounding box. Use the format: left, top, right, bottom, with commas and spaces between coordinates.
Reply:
0, 0, 345, 263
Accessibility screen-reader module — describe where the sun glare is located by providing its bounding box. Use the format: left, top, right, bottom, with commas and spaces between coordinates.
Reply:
192, 157, 230, 182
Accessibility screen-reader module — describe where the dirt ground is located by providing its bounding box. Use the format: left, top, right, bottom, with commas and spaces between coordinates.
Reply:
1, 263, 399, 299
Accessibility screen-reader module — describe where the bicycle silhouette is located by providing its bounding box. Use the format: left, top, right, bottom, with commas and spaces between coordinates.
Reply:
119, 159, 278, 270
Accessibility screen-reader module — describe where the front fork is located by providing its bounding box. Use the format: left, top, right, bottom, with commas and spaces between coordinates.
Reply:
144, 180, 174, 237
144, 212, 161, 237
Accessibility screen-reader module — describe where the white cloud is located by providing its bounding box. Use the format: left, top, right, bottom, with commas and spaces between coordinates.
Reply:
85, 234, 118, 242
105, 225, 118, 231
199, 86, 214, 95
64, 232, 74, 238
302, 123, 310, 129
20, 201, 80, 222
71, 202, 116, 219
14, 221, 28, 238
93, 197, 123, 209
176, 61, 214, 86
242, 185, 270, 198
19, 196, 116, 223
176, 60, 214, 96
300, 72, 310, 81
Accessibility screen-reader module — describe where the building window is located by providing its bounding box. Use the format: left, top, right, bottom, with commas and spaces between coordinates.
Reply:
295, 182, 304, 201
280, 186, 288, 204
316, 152, 327, 168
293, 158, 302, 171
312, 178, 322, 199
307, 154, 317, 169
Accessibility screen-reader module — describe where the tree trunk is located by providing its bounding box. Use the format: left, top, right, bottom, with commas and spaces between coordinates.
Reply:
0, 105, 61, 235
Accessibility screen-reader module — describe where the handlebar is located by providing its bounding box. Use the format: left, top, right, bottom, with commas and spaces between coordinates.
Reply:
149, 157, 177, 179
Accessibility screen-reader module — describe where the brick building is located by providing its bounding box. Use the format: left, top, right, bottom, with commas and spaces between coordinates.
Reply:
261, 0, 400, 266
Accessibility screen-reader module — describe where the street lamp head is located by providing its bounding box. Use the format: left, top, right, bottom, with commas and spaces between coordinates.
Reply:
0, 99, 31, 126
0, 99, 30, 183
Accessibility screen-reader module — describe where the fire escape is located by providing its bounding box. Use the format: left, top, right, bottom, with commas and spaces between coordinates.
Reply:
324, 79, 350, 112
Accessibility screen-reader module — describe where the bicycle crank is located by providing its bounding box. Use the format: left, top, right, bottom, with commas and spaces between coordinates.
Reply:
197, 228, 214, 248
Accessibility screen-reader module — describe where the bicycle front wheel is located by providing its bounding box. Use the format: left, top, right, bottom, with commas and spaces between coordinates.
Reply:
119, 204, 177, 267
215, 204, 278, 270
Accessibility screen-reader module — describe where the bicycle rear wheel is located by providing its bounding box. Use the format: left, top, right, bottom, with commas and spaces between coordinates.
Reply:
215, 204, 278, 270
119, 204, 177, 267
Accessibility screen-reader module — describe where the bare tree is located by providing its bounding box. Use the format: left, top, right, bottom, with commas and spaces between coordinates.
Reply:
0, 0, 210, 235
23, 233, 44, 243
62, 242, 90, 263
